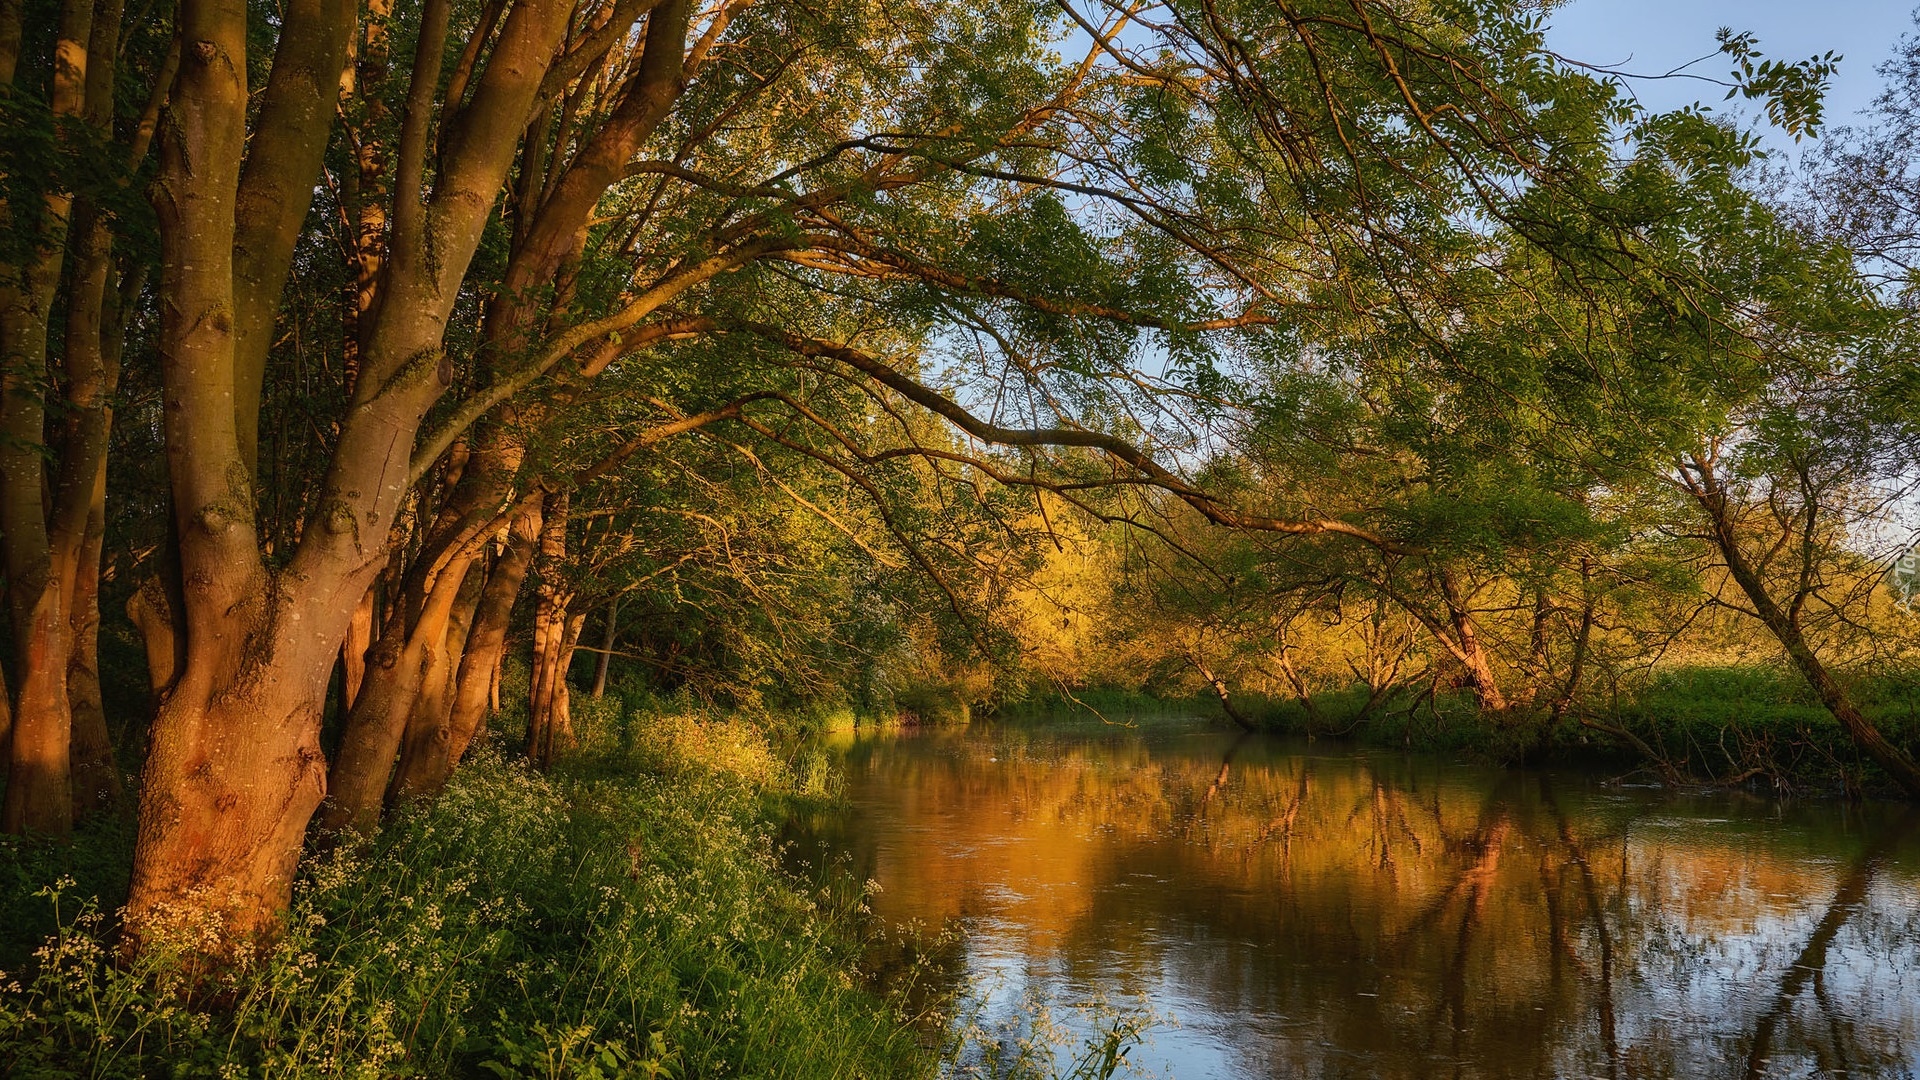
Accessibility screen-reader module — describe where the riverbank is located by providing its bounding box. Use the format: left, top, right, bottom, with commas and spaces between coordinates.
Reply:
990, 665, 1920, 798
0, 711, 937, 1079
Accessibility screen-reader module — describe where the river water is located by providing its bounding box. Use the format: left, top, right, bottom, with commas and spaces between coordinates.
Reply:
790, 718, 1920, 1079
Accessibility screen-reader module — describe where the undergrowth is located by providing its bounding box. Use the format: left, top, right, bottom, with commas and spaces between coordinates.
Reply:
0, 713, 938, 1079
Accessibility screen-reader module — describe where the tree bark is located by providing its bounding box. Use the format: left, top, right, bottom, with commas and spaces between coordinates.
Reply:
1187, 648, 1255, 732
1376, 571, 1509, 715
128, 577, 184, 705
1269, 632, 1318, 729
1436, 569, 1509, 713
0, 654, 11, 763
125, 0, 574, 954
67, 489, 120, 818
390, 495, 542, 800
127, 0, 326, 947
527, 490, 576, 767
340, 584, 376, 711
322, 555, 478, 834
56, 0, 132, 817
362, 0, 693, 787
229, 0, 356, 478
591, 594, 617, 698
2, 599, 74, 834
383, 556, 483, 807
0, 0, 112, 837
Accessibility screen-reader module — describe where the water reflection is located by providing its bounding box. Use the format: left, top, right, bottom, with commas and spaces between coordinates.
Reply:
792, 722, 1920, 1079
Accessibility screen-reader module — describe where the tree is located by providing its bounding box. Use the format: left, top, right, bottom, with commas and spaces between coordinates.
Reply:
124, 0, 566, 950
1671, 361, 1920, 796
0, 0, 169, 834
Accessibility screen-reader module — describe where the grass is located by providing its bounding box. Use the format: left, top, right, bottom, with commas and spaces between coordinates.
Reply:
0, 711, 941, 1079
993, 666, 1920, 797
1589, 665, 1920, 794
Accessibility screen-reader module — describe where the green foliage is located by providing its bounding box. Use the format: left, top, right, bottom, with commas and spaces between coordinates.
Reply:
945, 988, 1156, 1080
889, 680, 973, 726
0, 738, 933, 1079
989, 688, 1211, 725
1601, 666, 1920, 793
1717, 29, 1841, 141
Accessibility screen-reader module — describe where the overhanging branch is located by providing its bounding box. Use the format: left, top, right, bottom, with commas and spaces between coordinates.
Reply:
731, 321, 1408, 553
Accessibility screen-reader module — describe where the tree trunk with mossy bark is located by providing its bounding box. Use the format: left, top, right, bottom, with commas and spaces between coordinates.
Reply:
122, 0, 573, 955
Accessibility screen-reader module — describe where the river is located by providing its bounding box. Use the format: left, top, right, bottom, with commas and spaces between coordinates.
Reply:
788, 717, 1920, 1079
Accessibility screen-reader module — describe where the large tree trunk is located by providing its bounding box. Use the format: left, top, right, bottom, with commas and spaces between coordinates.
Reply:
2, 599, 72, 834
0, 0, 113, 837
127, 0, 337, 946
57, 3, 135, 817
67, 489, 121, 818
125, 0, 574, 953
129, 636, 336, 945
390, 495, 541, 801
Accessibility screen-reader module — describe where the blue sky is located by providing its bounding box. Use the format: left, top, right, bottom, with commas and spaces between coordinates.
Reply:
1545, 1, 1916, 148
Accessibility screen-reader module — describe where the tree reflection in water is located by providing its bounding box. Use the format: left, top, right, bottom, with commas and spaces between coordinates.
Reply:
795, 722, 1920, 1079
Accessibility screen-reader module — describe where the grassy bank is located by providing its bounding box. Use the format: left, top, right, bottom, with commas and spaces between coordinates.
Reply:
986, 689, 1213, 724
993, 666, 1920, 797
0, 712, 938, 1079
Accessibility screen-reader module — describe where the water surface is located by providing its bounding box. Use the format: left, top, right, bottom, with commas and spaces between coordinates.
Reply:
793, 719, 1920, 1079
